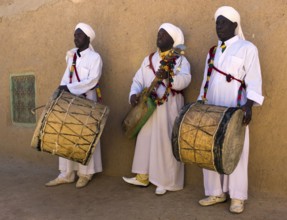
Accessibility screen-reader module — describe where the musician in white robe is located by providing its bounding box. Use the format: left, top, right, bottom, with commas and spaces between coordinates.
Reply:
123, 23, 191, 195
46, 23, 103, 188
197, 6, 264, 213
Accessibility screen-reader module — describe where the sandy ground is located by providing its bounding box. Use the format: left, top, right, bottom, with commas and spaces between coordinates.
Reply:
1, 155, 286, 220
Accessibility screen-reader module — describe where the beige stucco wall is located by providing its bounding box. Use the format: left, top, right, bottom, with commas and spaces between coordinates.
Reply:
0, 0, 286, 196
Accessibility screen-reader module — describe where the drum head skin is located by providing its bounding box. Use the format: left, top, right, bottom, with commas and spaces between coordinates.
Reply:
172, 103, 193, 161
215, 108, 245, 174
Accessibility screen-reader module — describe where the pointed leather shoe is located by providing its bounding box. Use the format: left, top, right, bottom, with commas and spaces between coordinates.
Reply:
45, 177, 74, 187
122, 177, 149, 187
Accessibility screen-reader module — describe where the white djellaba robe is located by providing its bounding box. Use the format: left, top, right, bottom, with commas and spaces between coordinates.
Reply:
58, 47, 103, 178
129, 51, 191, 191
198, 35, 264, 200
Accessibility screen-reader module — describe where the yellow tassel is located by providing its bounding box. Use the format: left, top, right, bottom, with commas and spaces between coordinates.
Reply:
96, 87, 102, 100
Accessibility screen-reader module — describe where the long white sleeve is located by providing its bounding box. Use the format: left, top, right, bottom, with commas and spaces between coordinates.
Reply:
60, 48, 103, 96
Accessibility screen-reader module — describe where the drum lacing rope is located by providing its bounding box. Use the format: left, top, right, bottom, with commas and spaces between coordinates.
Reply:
64, 95, 93, 158
83, 102, 109, 163
79, 101, 95, 161
60, 95, 92, 159
31, 105, 45, 115
57, 93, 73, 156
34, 90, 109, 164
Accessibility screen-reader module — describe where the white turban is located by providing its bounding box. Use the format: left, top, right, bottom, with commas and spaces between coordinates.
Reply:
214, 6, 245, 40
159, 23, 184, 47
75, 23, 96, 51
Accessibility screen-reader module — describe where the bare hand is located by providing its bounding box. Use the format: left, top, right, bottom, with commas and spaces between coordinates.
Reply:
130, 94, 139, 107
58, 85, 70, 92
197, 100, 205, 104
241, 99, 254, 125
155, 69, 168, 79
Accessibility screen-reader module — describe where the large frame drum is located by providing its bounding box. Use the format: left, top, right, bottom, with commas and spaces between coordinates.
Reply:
172, 103, 246, 174
31, 90, 109, 165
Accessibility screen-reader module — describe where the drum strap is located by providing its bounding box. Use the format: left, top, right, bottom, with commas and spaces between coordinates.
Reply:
148, 52, 183, 96
69, 53, 81, 83
69, 52, 102, 102
202, 46, 246, 107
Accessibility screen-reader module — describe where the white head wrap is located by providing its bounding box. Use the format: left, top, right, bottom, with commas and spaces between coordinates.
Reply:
214, 6, 245, 40
159, 23, 184, 47
75, 23, 96, 51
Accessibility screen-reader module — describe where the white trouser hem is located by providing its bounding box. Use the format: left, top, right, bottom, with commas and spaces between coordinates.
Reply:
77, 172, 93, 180
58, 171, 75, 182
205, 189, 224, 197
229, 190, 248, 200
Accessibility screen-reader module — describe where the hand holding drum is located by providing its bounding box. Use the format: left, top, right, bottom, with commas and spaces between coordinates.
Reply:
130, 94, 140, 107
240, 99, 254, 125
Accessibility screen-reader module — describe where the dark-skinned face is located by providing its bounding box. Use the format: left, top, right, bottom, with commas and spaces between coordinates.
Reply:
74, 28, 90, 51
216, 15, 238, 42
157, 28, 174, 52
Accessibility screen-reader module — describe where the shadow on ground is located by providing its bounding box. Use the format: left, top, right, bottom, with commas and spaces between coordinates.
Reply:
1, 154, 286, 220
